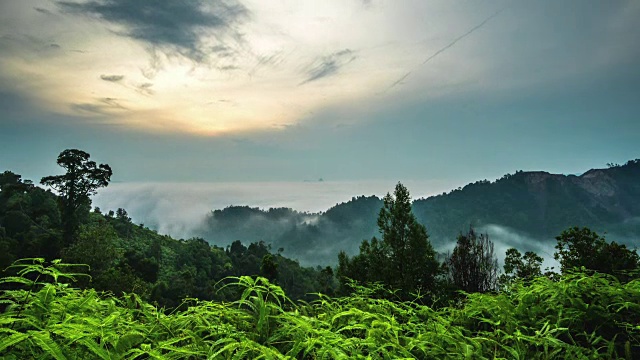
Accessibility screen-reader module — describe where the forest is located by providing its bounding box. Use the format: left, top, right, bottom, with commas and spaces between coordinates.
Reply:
1, 149, 639, 359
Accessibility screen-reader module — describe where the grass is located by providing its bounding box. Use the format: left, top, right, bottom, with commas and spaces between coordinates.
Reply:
0, 258, 638, 359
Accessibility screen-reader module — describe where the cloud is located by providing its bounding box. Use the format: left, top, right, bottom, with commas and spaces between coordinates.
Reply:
476, 224, 559, 271
71, 97, 127, 115
135, 82, 154, 96
100, 74, 124, 82
217, 65, 239, 71
300, 49, 357, 85
57, 0, 249, 62
34, 7, 54, 15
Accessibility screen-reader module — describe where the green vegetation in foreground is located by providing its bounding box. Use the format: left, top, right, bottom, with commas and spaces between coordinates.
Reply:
1, 258, 639, 359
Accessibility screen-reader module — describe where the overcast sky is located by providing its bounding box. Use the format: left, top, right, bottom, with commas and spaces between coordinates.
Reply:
1, 0, 639, 185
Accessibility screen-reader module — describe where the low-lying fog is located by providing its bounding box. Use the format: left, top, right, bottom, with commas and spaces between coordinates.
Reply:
93, 180, 450, 237
93, 180, 560, 270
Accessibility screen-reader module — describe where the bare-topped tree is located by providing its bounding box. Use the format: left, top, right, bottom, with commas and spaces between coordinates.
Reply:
446, 226, 499, 294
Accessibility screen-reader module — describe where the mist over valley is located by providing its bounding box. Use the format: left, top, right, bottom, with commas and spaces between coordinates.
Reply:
93, 161, 640, 268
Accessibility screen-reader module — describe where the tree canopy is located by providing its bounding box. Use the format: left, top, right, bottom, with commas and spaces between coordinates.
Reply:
554, 226, 639, 280
40, 149, 112, 244
500, 247, 544, 285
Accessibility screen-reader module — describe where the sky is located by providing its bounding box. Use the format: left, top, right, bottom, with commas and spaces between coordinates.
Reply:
1, 0, 640, 185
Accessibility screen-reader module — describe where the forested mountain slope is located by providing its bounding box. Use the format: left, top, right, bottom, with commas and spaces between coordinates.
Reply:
196, 160, 640, 265
415, 159, 640, 246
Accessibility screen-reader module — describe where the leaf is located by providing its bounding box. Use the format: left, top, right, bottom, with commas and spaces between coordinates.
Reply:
0, 276, 35, 286
115, 332, 145, 354
77, 338, 111, 360
28, 331, 67, 360
0, 332, 28, 353
37, 284, 57, 308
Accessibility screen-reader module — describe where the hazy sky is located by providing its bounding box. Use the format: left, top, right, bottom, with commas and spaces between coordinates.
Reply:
1, 0, 639, 184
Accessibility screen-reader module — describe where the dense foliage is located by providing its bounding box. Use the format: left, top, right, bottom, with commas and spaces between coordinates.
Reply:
500, 248, 544, 285
414, 159, 640, 247
1, 259, 638, 359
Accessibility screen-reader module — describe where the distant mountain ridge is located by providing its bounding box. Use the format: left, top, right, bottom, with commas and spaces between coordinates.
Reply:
195, 160, 640, 266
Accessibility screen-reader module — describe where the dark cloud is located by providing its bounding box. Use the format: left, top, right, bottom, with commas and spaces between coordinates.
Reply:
300, 49, 356, 85
0, 34, 62, 55
57, 0, 249, 62
100, 74, 124, 82
135, 82, 154, 96
140, 50, 163, 79
34, 7, 54, 15
210, 44, 236, 58
71, 97, 127, 114
217, 65, 238, 71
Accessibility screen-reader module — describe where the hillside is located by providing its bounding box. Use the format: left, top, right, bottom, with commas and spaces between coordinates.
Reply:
195, 196, 383, 266
415, 159, 640, 247
195, 160, 640, 265
0, 171, 338, 307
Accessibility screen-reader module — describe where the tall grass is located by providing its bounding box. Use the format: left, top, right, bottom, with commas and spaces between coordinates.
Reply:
1, 259, 638, 359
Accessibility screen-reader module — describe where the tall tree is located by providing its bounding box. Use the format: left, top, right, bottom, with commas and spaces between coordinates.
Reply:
446, 226, 499, 293
338, 182, 440, 300
41, 149, 112, 244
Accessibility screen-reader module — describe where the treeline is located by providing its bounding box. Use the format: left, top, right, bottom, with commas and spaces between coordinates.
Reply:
337, 182, 640, 304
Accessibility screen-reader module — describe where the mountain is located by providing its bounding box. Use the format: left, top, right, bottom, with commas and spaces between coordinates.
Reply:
414, 160, 640, 248
195, 160, 640, 266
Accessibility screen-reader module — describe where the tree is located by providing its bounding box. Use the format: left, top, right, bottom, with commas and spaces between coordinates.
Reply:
446, 226, 499, 293
260, 254, 279, 283
337, 182, 440, 300
554, 227, 639, 280
40, 149, 112, 244
500, 248, 543, 285
62, 220, 120, 287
